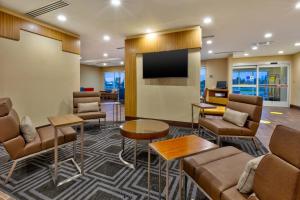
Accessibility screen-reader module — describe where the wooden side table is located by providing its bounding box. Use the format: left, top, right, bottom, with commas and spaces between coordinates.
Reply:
48, 114, 84, 186
191, 103, 217, 133
148, 135, 218, 200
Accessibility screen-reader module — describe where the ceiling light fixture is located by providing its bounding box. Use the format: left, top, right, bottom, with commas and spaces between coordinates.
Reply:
146, 32, 157, 39
103, 35, 111, 41
146, 28, 152, 33
203, 17, 212, 24
103, 53, 108, 57
252, 46, 258, 50
208, 50, 213, 54
103, 63, 107, 66
264, 33, 273, 38
111, 0, 121, 6
295, 42, 300, 46
120, 61, 124, 65
296, 2, 300, 9
278, 50, 284, 54
244, 53, 249, 56
57, 15, 67, 22
206, 40, 213, 45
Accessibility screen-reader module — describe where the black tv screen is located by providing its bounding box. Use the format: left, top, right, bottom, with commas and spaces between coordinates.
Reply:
143, 49, 188, 78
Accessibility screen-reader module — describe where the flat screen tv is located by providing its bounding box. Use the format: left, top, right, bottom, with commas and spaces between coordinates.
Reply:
143, 49, 188, 78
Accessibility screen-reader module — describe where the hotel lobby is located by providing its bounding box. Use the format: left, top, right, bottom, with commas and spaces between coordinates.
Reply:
0, 0, 300, 200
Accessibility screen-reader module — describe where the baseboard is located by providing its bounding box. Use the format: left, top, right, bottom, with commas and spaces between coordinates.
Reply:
290, 104, 300, 110
125, 116, 197, 128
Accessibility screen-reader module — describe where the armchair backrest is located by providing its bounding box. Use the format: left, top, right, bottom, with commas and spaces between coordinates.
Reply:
73, 92, 101, 113
254, 125, 300, 200
227, 94, 263, 135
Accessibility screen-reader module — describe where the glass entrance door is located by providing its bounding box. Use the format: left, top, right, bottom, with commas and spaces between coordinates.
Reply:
258, 65, 289, 107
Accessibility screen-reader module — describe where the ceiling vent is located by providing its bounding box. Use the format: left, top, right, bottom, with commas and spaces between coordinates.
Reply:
26, 0, 69, 18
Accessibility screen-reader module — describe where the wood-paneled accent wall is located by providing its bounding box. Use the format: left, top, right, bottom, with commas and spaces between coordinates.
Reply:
0, 7, 80, 54
125, 27, 202, 117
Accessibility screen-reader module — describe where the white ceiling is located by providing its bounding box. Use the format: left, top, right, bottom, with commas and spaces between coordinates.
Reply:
1, 0, 300, 67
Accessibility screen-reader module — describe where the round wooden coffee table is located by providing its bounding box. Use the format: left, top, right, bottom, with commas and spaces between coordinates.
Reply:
119, 119, 169, 169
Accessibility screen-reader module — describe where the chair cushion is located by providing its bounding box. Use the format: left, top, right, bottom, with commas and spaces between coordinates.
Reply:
195, 152, 253, 200
78, 102, 99, 113
0, 98, 12, 117
183, 146, 242, 177
37, 126, 65, 150
221, 186, 248, 200
20, 116, 38, 143
204, 106, 225, 116
76, 112, 106, 120
199, 118, 253, 136
60, 127, 77, 142
223, 108, 249, 127
23, 133, 42, 157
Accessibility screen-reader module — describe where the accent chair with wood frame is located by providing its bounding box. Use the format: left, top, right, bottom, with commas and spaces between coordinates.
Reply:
199, 94, 263, 149
0, 98, 77, 183
73, 92, 106, 129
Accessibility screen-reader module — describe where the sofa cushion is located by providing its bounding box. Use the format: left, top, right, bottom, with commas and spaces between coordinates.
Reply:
20, 116, 38, 143
237, 156, 265, 194
0, 98, 12, 117
78, 102, 99, 113
199, 118, 253, 136
254, 154, 300, 200
221, 186, 248, 200
223, 108, 248, 127
183, 146, 242, 177
195, 152, 253, 200
37, 126, 65, 150
76, 112, 106, 120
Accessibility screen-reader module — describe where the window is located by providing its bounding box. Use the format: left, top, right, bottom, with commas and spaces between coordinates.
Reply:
200, 66, 206, 96
104, 71, 125, 90
232, 67, 257, 96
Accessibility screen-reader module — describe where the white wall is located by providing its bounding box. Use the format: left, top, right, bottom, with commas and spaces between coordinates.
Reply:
137, 49, 201, 122
80, 64, 103, 91
0, 31, 80, 126
202, 59, 228, 89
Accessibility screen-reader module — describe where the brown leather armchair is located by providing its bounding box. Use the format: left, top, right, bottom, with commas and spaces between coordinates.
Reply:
199, 94, 263, 149
0, 98, 77, 183
183, 125, 300, 200
73, 92, 106, 129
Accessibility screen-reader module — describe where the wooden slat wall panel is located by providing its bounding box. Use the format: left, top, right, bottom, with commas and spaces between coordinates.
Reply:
0, 10, 80, 54
125, 27, 202, 117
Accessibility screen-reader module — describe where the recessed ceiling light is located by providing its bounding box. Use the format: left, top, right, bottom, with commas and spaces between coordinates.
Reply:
103, 53, 108, 57
57, 15, 67, 22
120, 61, 124, 65
103, 35, 111, 41
206, 40, 213, 45
264, 33, 273, 38
146, 32, 157, 39
103, 63, 107, 66
208, 50, 213, 54
244, 53, 249, 56
146, 28, 152, 33
111, 0, 121, 6
296, 2, 300, 9
252, 46, 258, 50
278, 50, 284, 54
203, 17, 212, 24
295, 42, 300, 46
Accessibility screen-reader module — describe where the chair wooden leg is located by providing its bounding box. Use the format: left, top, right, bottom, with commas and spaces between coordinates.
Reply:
216, 136, 222, 146
73, 141, 76, 160
99, 119, 101, 130
5, 160, 17, 184
252, 137, 260, 151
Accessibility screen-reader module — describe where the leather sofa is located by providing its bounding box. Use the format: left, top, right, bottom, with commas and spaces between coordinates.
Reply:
0, 98, 77, 183
73, 92, 106, 129
183, 125, 300, 200
199, 94, 263, 149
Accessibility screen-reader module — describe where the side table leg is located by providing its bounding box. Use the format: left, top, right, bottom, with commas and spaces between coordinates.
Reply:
159, 156, 161, 200
179, 159, 183, 200
166, 161, 169, 200
148, 146, 151, 200
191, 104, 194, 133
80, 123, 84, 175
54, 127, 58, 184
134, 140, 137, 167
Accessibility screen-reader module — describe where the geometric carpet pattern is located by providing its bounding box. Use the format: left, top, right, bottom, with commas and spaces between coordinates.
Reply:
0, 122, 268, 200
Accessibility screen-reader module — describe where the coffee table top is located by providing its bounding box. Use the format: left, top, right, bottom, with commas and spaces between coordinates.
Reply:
120, 119, 169, 140
149, 135, 218, 161
48, 114, 83, 127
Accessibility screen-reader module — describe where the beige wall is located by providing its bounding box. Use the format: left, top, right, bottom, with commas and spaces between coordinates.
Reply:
0, 31, 80, 126
80, 64, 103, 91
202, 59, 228, 89
137, 49, 201, 122
292, 52, 300, 106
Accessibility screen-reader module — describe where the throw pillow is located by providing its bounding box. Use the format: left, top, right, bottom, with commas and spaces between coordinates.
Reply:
223, 108, 249, 127
78, 102, 99, 113
20, 116, 38, 143
237, 155, 265, 194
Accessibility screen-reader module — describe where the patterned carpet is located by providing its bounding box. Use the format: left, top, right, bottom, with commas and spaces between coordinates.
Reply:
0, 122, 268, 200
